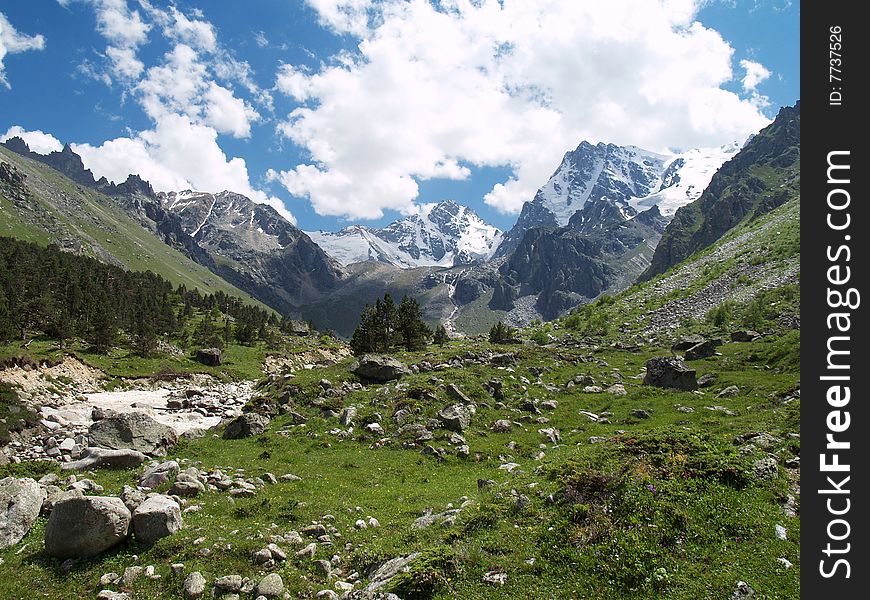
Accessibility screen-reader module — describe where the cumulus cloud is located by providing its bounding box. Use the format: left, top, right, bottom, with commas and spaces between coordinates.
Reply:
0, 12, 46, 89
59, 0, 150, 81
72, 113, 295, 223
1, 125, 63, 154
54, 1, 286, 221
740, 59, 771, 91
277, 0, 771, 218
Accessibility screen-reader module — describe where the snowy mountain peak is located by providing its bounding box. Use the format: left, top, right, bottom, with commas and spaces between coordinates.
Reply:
307, 200, 501, 269
495, 139, 740, 257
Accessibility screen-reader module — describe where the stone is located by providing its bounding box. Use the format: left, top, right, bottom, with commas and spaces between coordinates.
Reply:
195, 348, 222, 366
365, 552, 421, 592
89, 413, 177, 456
41, 487, 84, 516
122, 566, 143, 586
492, 419, 512, 432
483, 571, 508, 586
44, 496, 131, 558
605, 384, 627, 396
339, 406, 357, 426
132, 495, 182, 544
753, 457, 779, 480
0, 477, 45, 549
775, 524, 787, 540
316, 591, 339, 600
352, 355, 410, 383
365, 423, 385, 435
140, 460, 180, 488
253, 548, 273, 564
717, 385, 740, 398
214, 574, 243, 592
538, 427, 560, 444
582, 385, 603, 393
671, 335, 706, 352
170, 476, 205, 497
267, 543, 286, 560
643, 356, 697, 391
120, 486, 146, 512
296, 542, 317, 558
436, 403, 476, 432
697, 373, 717, 387
685, 340, 719, 360
96, 591, 129, 600
731, 581, 755, 599
256, 573, 284, 597
183, 571, 207, 599
62, 447, 148, 470
445, 383, 472, 404
287, 320, 310, 336
731, 330, 760, 342
223, 413, 270, 439
314, 559, 332, 576
631, 409, 651, 419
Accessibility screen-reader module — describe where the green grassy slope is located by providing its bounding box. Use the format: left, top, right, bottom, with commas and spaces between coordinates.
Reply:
0, 147, 269, 310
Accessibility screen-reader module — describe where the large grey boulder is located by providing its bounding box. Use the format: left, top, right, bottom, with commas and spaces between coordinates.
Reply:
44, 496, 131, 558
62, 447, 148, 470
685, 340, 719, 361
89, 412, 177, 456
671, 334, 706, 352
436, 404, 476, 432
132, 495, 182, 544
352, 355, 410, 383
195, 348, 221, 366
0, 477, 45, 549
643, 356, 698, 391
223, 413, 270, 439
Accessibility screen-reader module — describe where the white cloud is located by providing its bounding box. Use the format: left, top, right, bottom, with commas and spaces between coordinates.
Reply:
203, 82, 260, 138
1, 125, 63, 154
254, 31, 269, 48
72, 113, 295, 224
740, 59, 771, 91
305, 0, 373, 36
140, 2, 217, 53
739, 58, 771, 109
0, 12, 46, 89
277, 0, 771, 218
62, 0, 150, 81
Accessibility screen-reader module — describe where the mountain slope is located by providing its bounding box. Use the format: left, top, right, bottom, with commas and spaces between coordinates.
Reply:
307, 200, 501, 268
640, 102, 800, 281
0, 146, 267, 307
495, 141, 739, 258
160, 190, 346, 313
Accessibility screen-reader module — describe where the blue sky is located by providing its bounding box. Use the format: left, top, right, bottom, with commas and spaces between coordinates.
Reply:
0, 1, 799, 232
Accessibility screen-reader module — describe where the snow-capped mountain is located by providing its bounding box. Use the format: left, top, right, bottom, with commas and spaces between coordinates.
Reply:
307, 200, 501, 269
495, 140, 740, 257
159, 189, 344, 311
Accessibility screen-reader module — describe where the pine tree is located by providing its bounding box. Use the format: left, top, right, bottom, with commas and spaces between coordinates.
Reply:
489, 321, 517, 344
433, 324, 449, 346
397, 295, 431, 351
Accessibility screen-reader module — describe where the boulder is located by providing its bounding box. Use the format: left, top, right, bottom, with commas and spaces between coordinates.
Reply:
183, 572, 207, 599
62, 447, 148, 470
195, 348, 221, 366
643, 356, 697, 391
256, 573, 284, 597
0, 477, 45, 549
133, 495, 182, 544
139, 460, 180, 488
223, 413, 270, 439
731, 330, 760, 342
89, 413, 177, 456
352, 355, 410, 383
365, 553, 422, 592
684, 340, 719, 360
445, 383, 472, 404
436, 404, 476, 432
44, 496, 131, 558
286, 320, 310, 336
671, 334, 706, 352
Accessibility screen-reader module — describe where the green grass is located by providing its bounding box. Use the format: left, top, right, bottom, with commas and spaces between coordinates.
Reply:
0, 332, 800, 599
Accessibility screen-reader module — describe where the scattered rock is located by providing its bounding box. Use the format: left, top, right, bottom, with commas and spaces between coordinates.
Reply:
63, 447, 148, 471
643, 356, 697, 391
223, 413, 270, 439
605, 384, 627, 396
132, 495, 183, 544
352, 356, 410, 383
631, 409, 651, 419
491, 419, 512, 433
0, 477, 45, 549
731, 581, 755, 599
731, 331, 760, 342
538, 427, 560, 444
214, 574, 243, 592
139, 460, 179, 488
436, 404, 476, 432
582, 385, 603, 393
753, 457, 779, 480
96, 591, 129, 600
483, 571, 507, 586
775, 524, 787, 540
89, 412, 177, 456
697, 373, 717, 387
256, 573, 284, 597
717, 385, 740, 398
195, 348, 222, 366
671, 335, 706, 352
183, 572, 207, 599
445, 383, 472, 404
684, 340, 719, 361
365, 553, 421, 592
44, 496, 131, 558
